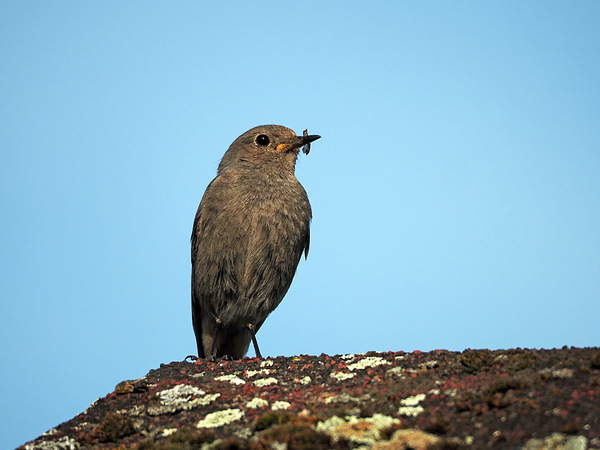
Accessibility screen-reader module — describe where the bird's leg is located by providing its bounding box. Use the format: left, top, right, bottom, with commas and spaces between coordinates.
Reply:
247, 323, 262, 358
208, 318, 222, 359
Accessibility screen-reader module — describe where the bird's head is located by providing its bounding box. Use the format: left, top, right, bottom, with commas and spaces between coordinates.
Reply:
217, 125, 320, 173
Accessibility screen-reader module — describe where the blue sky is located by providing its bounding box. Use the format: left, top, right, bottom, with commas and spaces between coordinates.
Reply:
2, 2, 599, 448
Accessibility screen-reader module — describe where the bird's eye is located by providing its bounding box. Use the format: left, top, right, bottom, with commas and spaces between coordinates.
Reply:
255, 134, 270, 146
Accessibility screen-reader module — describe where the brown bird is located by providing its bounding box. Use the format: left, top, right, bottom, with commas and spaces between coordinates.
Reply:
191, 125, 320, 359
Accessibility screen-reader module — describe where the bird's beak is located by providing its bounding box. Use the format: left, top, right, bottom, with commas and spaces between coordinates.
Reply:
276, 133, 321, 153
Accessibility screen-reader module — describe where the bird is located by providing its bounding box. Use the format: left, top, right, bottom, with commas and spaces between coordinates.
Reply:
191, 125, 321, 359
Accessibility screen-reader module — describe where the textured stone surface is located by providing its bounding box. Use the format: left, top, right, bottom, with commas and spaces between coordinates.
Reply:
20, 347, 600, 448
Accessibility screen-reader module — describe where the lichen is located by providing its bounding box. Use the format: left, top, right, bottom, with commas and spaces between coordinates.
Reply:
552, 368, 574, 379
398, 393, 426, 417
271, 401, 291, 410
24, 436, 80, 450
523, 432, 587, 450
159, 384, 205, 405
347, 356, 390, 371
148, 384, 220, 415
330, 372, 355, 381
246, 369, 271, 377
196, 408, 244, 428
400, 393, 426, 406
323, 393, 360, 404
214, 374, 246, 385
316, 414, 400, 446
246, 397, 269, 409
299, 376, 312, 385
253, 377, 278, 387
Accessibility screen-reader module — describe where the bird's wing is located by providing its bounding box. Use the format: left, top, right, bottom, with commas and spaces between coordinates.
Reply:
190, 182, 211, 359
191, 274, 205, 358
304, 224, 310, 259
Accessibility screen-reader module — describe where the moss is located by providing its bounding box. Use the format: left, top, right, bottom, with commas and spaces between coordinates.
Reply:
91, 412, 136, 443
561, 421, 580, 435
147, 393, 161, 405
358, 403, 376, 418
423, 417, 450, 435
253, 411, 295, 431
483, 377, 531, 409
484, 377, 531, 395
428, 438, 464, 450
211, 437, 252, 449
379, 422, 405, 440
459, 350, 494, 374
257, 423, 334, 449
590, 351, 600, 369
135, 428, 216, 449
509, 353, 535, 371
454, 390, 480, 413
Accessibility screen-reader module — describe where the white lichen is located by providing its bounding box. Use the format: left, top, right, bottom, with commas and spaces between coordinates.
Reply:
253, 377, 278, 387
400, 393, 426, 406
246, 397, 269, 409
196, 408, 244, 428
398, 393, 426, 417
330, 372, 355, 381
160, 384, 206, 405
347, 356, 390, 371
260, 359, 274, 367
299, 376, 312, 385
552, 368, 574, 379
272, 401, 291, 410
24, 436, 79, 450
316, 415, 347, 433
385, 367, 406, 378
397, 405, 425, 417
149, 384, 220, 415
420, 360, 439, 369
323, 393, 360, 404
214, 374, 246, 385
523, 432, 587, 450
41, 429, 58, 436
246, 369, 271, 377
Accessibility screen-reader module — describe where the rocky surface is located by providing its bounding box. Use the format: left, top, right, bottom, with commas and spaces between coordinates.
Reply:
21, 347, 600, 449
